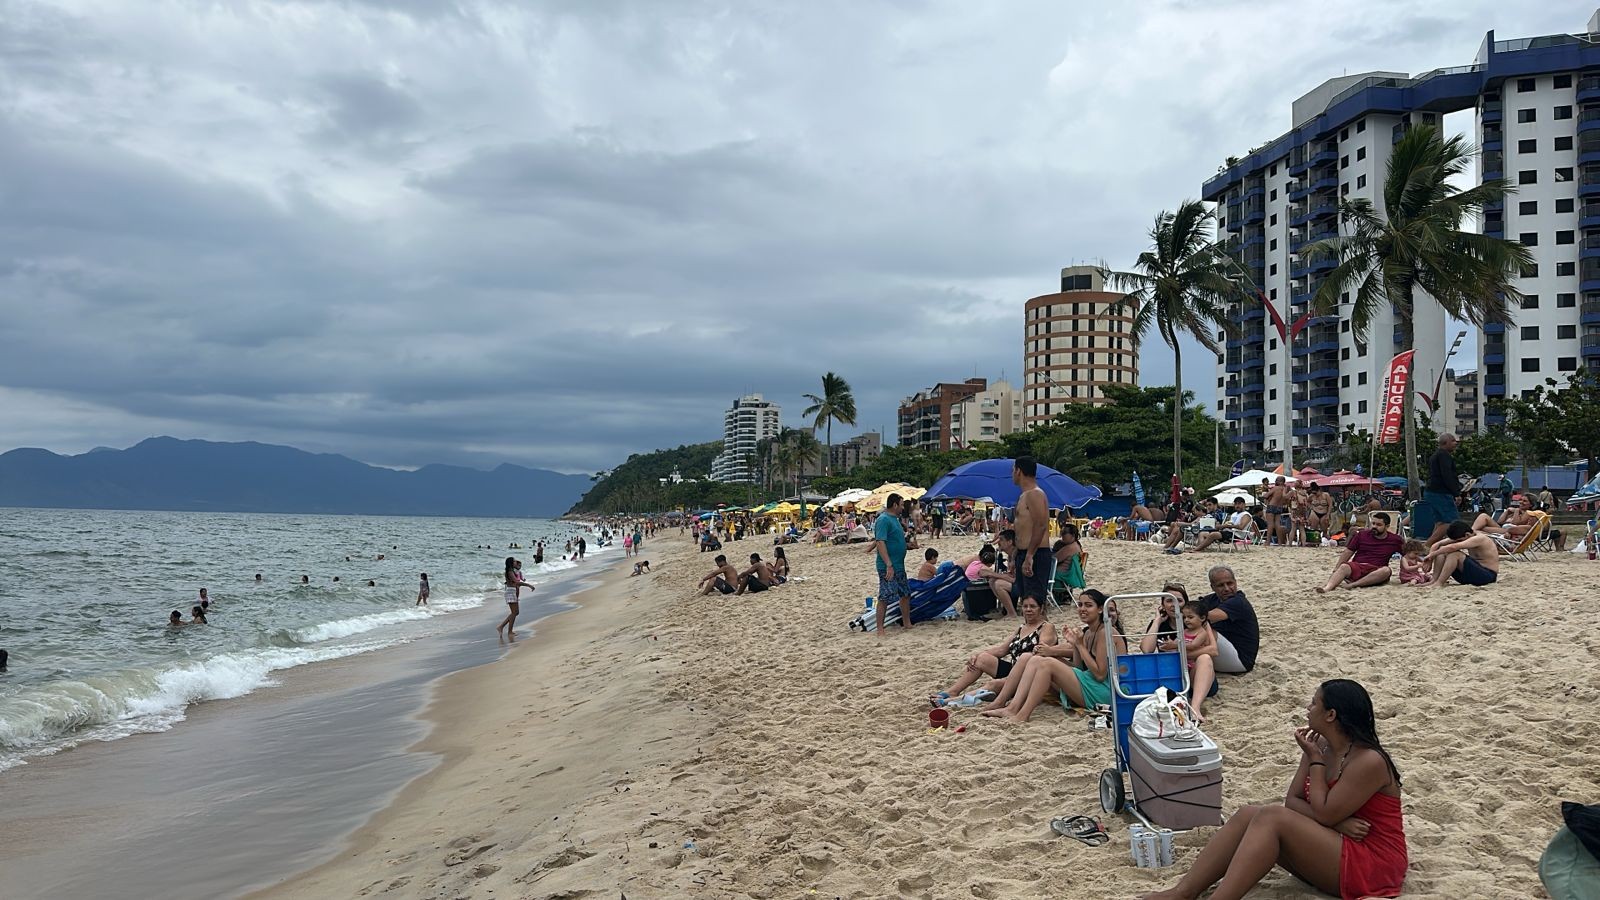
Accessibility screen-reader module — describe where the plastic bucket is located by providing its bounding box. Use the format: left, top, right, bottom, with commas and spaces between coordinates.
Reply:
929, 708, 949, 729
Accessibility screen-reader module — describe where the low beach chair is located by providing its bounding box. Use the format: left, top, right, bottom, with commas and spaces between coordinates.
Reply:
1493, 512, 1548, 562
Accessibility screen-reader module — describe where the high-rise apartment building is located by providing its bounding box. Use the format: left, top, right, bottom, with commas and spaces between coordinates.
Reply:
710, 394, 781, 483
1203, 10, 1600, 457
949, 380, 1025, 447
1022, 266, 1140, 427
898, 378, 987, 451
1436, 369, 1482, 436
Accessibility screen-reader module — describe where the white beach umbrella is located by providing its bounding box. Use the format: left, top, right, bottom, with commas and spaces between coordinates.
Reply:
1209, 468, 1297, 492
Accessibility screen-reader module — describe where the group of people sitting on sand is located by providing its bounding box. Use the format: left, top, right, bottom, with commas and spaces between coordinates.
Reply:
695, 548, 791, 596
931, 565, 1258, 724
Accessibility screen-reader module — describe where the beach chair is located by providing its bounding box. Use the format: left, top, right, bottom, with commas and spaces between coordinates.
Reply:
849, 563, 967, 631
1493, 512, 1548, 562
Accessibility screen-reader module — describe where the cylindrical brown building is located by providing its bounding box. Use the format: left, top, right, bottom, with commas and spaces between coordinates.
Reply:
1023, 266, 1139, 426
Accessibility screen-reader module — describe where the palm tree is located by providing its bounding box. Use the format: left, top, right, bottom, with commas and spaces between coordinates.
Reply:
802, 373, 857, 474
1105, 201, 1239, 482
785, 429, 823, 496
1308, 125, 1531, 498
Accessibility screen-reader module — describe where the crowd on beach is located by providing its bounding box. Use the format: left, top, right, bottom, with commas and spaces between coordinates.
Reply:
670, 436, 1582, 899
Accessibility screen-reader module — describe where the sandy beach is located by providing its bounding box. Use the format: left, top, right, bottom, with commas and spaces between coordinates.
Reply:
259, 530, 1600, 899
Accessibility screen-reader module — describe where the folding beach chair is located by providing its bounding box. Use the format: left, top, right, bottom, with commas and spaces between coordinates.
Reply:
1492, 512, 1547, 562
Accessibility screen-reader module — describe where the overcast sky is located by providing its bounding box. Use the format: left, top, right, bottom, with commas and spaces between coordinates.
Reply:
0, 1, 1587, 472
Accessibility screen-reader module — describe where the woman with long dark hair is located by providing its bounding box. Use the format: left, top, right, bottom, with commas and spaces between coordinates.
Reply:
1141, 678, 1406, 900
498, 557, 534, 638
980, 589, 1126, 723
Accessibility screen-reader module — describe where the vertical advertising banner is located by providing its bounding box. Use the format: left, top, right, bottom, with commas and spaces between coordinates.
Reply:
1378, 350, 1415, 445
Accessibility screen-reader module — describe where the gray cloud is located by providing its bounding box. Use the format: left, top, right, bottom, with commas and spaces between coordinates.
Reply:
0, 0, 1577, 472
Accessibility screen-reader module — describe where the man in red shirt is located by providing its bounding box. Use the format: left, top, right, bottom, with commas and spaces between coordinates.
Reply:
1315, 512, 1404, 593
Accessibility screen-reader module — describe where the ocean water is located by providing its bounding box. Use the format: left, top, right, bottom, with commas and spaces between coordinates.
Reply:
0, 507, 615, 771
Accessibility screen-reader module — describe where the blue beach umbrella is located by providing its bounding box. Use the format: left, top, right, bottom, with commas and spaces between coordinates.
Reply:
1131, 470, 1147, 507
925, 458, 1101, 510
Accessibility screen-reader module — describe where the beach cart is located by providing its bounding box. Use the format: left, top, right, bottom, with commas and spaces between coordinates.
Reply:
1097, 592, 1217, 827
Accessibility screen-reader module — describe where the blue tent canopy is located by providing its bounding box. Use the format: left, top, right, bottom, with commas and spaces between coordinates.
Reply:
925, 458, 1102, 509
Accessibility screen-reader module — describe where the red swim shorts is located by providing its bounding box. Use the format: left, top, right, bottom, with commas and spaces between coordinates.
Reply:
1347, 560, 1389, 581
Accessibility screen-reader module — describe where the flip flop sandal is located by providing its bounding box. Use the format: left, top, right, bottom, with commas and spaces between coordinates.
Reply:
929, 692, 951, 707
974, 689, 998, 703
1050, 816, 1109, 846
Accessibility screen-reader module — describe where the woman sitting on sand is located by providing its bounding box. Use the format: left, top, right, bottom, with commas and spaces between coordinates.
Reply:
771, 546, 790, 581
982, 589, 1125, 723
1141, 678, 1405, 900
931, 594, 1057, 706
1138, 583, 1187, 653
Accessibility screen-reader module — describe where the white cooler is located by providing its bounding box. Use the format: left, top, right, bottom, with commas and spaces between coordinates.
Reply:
1128, 731, 1223, 829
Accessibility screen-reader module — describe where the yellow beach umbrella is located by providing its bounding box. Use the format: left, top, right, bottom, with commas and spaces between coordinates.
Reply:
859, 482, 925, 512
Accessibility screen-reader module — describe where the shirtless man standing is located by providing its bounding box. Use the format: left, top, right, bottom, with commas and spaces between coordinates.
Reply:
1011, 456, 1052, 606
1421, 520, 1500, 587
1263, 477, 1291, 546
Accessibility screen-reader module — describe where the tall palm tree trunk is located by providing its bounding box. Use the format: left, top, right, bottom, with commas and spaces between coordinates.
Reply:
1400, 286, 1421, 501
1172, 343, 1184, 483
824, 420, 832, 475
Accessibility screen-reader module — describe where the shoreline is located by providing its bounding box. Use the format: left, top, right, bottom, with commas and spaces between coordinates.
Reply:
254, 535, 695, 898
0, 542, 625, 900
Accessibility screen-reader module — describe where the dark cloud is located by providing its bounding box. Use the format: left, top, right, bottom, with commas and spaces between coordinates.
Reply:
0, 0, 1566, 472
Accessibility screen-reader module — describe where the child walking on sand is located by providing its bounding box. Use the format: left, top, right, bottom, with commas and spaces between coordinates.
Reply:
416, 573, 430, 606
1181, 601, 1219, 720
1397, 540, 1430, 585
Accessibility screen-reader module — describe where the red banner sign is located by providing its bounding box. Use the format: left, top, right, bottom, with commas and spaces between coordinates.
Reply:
1378, 350, 1415, 445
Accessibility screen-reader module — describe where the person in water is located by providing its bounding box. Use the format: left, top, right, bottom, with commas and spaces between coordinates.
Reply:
169, 610, 186, 627
498, 557, 534, 637
300, 575, 309, 584
1140, 679, 1406, 900
416, 573, 430, 606
254, 574, 263, 582
190, 605, 208, 624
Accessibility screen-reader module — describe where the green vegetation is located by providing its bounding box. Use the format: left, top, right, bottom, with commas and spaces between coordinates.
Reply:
1105, 200, 1237, 483
566, 442, 757, 514
1309, 125, 1531, 498
1502, 372, 1600, 476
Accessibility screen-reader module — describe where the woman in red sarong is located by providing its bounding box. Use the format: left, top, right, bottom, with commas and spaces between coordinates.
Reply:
1140, 678, 1406, 900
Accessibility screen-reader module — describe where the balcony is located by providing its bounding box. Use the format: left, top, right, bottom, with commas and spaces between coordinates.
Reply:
1584, 334, 1600, 357
1581, 76, 1600, 103
1293, 419, 1339, 437
1238, 305, 1266, 323
1309, 174, 1339, 194
1310, 146, 1339, 167
1242, 205, 1265, 226
1582, 166, 1600, 197
1582, 133, 1600, 166
1293, 357, 1340, 383
1482, 100, 1502, 122
1239, 376, 1266, 394
1484, 322, 1505, 336
1481, 125, 1503, 151
1483, 151, 1503, 180
1292, 386, 1340, 410
1583, 298, 1600, 325
1225, 326, 1267, 349
1294, 328, 1340, 356
1584, 234, 1600, 259
1290, 204, 1314, 227
1580, 201, 1600, 230
1288, 147, 1309, 175
1289, 181, 1313, 202
1484, 344, 1505, 365
1584, 259, 1600, 292
1309, 200, 1338, 221
1580, 106, 1600, 133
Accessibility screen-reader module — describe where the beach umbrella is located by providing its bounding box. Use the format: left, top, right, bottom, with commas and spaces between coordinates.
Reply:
924, 458, 1101, 509
1212, 488, 1254, 505
1318, 471, 1382, 488
1131, 470, 1147, 507
825, 487, 872, 508
858, 482, 926, 512
1209, 468, 1295, 491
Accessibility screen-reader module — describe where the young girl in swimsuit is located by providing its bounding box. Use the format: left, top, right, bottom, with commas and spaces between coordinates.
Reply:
1396, 540, 1429, 585
1141, 679, 1406, 900
498, 557, 533, 637
1180, 601, 1219, 720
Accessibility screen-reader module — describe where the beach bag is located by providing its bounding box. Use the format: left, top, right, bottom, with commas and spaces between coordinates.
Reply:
1131, 688, 1200, 741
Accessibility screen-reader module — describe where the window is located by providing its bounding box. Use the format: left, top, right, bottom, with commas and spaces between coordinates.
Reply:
1270, 214, 1278, 225
1357, 147, 1366, 161
1522, 358, 1542, 372
1358, 372, 1368, 385
1269, 415, 1277, 425
1270, 164, 1278, 177
1341, 403, 1351, 415
1270, 239, 1278, 250
1558, 230, 1576, 244
1269, 338, 1278, 350
1559, 293, 1577, 307
1521, 326, 1540, 340
1521, 232, 1539, 246
1557, 136, 1574, 151
1269, 288, 1278, 300
1520, 201, 1539, 215
1557, 167, 1575, 182
1356, 119, 1366, 133
1555, 105, 1574, 120
1519, 170, 1538, 184
1557, 198, 1575, 213
1555, 74, 1573, 89
1517, 77, 1536, 92
1270, 189, 1277, 201
1518, 109, 1537, 123
1341, 320, 1351, 332
1269, 264, 1278, 275
1523, 294, 1540, 309
1560, 357, 1579, 371
1341, 375, 1350, 387
1357, 174, 1367, 189
1559, 324, 1577, 339
1519, 138, 1537, 153
1269, 364, 1277, 375
1558, 262, 1576, 276
1358, 400, 1368, 414
1523, 263, 1540, 278
1340, 155, 1350, 169
1341, 127, 1349, 140
1341, 183, 1351, 196
1341, 348, 1351, 360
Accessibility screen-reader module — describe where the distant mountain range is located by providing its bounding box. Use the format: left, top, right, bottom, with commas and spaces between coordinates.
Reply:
0, 437, 593, 518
